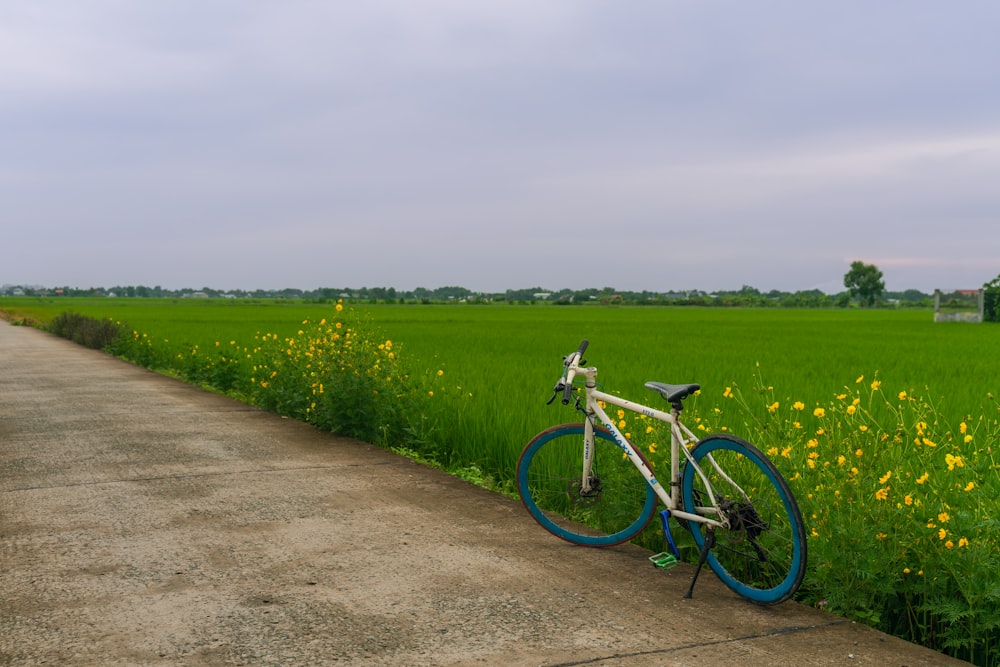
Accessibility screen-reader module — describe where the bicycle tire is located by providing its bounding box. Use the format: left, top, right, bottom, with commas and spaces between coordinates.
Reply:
681, 434, 807, 604
518, 423, 658, 547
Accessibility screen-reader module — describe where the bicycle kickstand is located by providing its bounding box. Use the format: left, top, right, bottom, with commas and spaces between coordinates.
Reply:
684, 529, 717, 599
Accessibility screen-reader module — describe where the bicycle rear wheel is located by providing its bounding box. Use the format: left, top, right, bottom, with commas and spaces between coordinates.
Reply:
681, 434, 806, 604
518, 423, 657, 546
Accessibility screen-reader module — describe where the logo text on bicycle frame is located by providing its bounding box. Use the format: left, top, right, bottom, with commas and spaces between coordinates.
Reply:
604, 422, 632, 456
606, 421, 658, 487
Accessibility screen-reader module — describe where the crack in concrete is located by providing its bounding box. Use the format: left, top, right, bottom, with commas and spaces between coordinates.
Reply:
548, 620, 851, 666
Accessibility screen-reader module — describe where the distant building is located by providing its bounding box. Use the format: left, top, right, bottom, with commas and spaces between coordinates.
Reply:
933, 289, 983, 323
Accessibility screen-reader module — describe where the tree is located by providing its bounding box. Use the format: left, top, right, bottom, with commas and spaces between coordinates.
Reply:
983, 274, 1000, 322
844, 261, 885, 307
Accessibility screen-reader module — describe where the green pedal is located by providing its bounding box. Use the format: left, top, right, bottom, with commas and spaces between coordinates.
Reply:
649, 552, 679, 570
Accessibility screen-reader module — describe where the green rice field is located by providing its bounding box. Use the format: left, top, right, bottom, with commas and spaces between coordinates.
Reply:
3, 297, 999, 665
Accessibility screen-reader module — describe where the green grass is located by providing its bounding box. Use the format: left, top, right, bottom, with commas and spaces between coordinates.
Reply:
3, 297, 999, 665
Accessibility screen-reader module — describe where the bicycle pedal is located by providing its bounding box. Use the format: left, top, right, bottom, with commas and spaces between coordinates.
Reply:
649, 552, 679, 570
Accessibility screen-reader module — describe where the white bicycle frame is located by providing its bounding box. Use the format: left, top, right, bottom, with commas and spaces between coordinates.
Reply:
564, 352, 732, 531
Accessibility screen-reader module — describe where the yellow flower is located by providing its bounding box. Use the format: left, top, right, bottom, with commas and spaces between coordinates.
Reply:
938, 512, 950, 523
808, 451, 819, 460
335, 303, 344, 312
793, 401, 805, 411
916, 472, 929, 484
837, 455, 846, 466
855, 448, 863, 457
959, 422, 968, 435
617, 409, 625, 419
879, 470, 892, 484
964, 435, 973, 444
618, 420, 626, 429
648, 443, 657, 454
898, 391, 907, 400
938, 528, 947, 540
964, 481, 975, 492
871, 380, 881, 390
903, 568, 911, 574
958, 537, 969, 548
856, 375, 864, 384
723, 387, 733, 398
859, 425, 868, 432
875, 487, 889, 501
945, 453, 964, 470
846, 405, 857, 415
904, 495, 913, 505
645, 426, 654, 434
945, 540, 954, 549
437, 369, 444, 376
768, 401, 780, 413
780, 446, 792, 458
428, 391, 434, 397
922, 437, 937, 448
807, 438, 818, 448
814, 408, 826, 418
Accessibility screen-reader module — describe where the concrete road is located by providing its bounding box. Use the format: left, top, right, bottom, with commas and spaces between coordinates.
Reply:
0, 320, 966, 666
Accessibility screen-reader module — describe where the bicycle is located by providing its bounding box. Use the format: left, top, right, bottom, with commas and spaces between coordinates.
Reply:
517, 340, 807, 604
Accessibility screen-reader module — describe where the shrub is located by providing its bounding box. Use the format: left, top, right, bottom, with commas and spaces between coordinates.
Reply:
47, 312, 127, 350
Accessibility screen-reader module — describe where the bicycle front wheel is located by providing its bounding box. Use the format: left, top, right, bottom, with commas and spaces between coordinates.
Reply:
681, 434, 806, 604
518, 423, 657, 547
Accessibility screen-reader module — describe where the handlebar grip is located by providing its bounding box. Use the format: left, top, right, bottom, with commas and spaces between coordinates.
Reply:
575, 339, 589, 359
561, 381, 573, 405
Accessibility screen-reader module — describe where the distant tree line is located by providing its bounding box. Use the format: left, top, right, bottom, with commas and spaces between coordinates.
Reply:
13, 262, 1000, 311
1, 281, 936, 308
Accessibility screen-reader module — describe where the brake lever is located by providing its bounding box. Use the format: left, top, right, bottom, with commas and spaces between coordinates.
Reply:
547, 381, 565, 405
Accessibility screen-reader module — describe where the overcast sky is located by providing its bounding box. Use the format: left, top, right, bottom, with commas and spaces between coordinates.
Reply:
3, 1, 999, 294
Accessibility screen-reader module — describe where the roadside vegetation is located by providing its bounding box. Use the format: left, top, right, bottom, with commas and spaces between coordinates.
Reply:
1, 298, 998, 665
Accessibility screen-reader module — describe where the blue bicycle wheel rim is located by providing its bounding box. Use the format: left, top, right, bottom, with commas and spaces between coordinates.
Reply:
681, 435, 805, 604
518, 423, 658, 547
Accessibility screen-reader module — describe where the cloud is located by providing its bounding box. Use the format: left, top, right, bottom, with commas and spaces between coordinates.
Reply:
3, 2, 1000, 293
